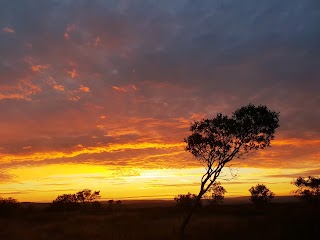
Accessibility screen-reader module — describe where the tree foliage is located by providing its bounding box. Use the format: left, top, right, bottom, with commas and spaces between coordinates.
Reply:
292, 176, 320, 207
180, 104, 279, 234
76, 189, 100, 205
249, 184, 274, 207
204, 182, 227, 205
174, 193, 202, 209
184, 104, 279, 196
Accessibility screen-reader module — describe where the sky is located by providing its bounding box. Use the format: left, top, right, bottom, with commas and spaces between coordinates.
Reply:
0, 0, 319, 202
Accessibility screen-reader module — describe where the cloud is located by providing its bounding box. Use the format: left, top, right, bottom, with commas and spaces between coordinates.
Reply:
112, 85, 137, 93
0, 79, 41, 101
53, 84, 65, 91
266, 168, 320, 178
0, 171, 13, 181
31, 64, 49, 72
2, 27, 15, 33
79, 85, 90, 92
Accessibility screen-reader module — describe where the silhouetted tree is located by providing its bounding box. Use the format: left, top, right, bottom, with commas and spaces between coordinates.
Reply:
292, 176, 320, 207
76, 189, 100, 207
204, 182, 226, 206
180, 104, 279, 236
249, 184, 274, 207
0, 197, 20, 216
174, 193, 202, 209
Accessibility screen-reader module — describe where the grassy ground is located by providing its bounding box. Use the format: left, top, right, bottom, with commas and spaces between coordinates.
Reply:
0, 202, 319, 240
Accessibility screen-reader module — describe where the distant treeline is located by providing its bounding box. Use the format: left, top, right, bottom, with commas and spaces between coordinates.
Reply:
1, 176, 319, 216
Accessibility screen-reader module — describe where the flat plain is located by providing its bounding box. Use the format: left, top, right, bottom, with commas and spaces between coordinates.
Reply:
0, 199, 319, 240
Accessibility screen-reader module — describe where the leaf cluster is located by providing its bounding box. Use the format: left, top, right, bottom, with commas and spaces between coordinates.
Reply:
292, 176, 320, 206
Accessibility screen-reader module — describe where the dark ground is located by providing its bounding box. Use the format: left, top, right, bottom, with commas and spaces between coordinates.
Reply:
0, 201, 319, 240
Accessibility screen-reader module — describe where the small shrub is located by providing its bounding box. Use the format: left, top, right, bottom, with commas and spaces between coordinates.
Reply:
174, 193, 202, 209
249, 184, 274, 207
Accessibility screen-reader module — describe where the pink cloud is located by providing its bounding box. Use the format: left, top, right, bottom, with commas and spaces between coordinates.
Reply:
2, 27, 15, 33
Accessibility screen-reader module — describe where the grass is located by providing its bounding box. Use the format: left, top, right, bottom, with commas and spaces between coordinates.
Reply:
0, 202, 319, 240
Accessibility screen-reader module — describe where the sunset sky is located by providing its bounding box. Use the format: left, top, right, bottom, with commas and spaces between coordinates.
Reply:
0, 0, 319, 202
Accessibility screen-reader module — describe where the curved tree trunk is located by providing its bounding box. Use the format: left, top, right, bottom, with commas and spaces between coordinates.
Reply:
179, 191, 203, 239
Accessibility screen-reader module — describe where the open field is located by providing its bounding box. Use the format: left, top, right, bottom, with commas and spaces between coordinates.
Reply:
0, 200, 319, 240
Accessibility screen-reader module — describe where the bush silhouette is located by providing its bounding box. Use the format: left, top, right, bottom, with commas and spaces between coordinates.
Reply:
249, 184, 274, 207
0, 197, 20, 216
292, 176, 320, 207
174, 193, 202, 209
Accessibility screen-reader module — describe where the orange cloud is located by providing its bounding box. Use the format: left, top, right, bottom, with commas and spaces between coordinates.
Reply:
0, 93, 27, 100
68, 95, 80, 102
53, 85, 65, 91
0, 142, 185, 164
79, 85, 90, 92
2, 27, 15, 33
18, 79, 41, 95
112, 84, 137, 93
0, 79, 41, 101
67, 69, 78, 78
112, 86, 127, 92
272, 139, 320, 147
22, 146, 32, 150
190, 112, 206, 120
105, 128, 140, 137
31, 64, 49, 72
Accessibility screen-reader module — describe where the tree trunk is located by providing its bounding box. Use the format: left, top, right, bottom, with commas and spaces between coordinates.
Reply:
179, 192, 203, 239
